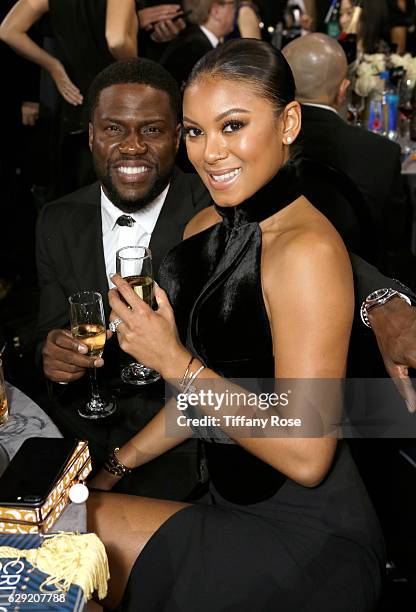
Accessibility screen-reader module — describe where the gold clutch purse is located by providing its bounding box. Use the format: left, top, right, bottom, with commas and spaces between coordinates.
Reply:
0, 438, 91, 534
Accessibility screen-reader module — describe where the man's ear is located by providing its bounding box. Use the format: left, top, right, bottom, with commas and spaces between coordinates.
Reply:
88, 122, 93, 152
336, 79, 350, 109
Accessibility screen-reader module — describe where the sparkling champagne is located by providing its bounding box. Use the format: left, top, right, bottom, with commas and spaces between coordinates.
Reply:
0, 360, 8, 425
0, 395, 8, 425
124, 275, 154, 306
72, 323, 106, 357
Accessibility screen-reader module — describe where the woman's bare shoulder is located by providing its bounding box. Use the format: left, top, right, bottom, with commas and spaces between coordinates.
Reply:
183, 205, 222, 240
262, 197, 352, 286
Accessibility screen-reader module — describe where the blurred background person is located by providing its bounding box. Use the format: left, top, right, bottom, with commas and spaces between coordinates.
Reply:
160, 0, 237, 90
283, 33, 413, 283
387, 0, 416, 54
339, 0, 391, 54
0, 0, 139, 197
136, 1, 187, 61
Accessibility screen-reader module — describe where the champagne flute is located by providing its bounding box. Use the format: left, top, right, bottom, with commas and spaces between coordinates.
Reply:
116, 246, 161, 385
69, 291, 116, 419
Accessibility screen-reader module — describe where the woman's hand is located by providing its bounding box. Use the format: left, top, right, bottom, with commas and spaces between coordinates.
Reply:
108, 274, 190, 379
50, 60, 83, 106
150, 17, 186, 43
138, 4, 181, 29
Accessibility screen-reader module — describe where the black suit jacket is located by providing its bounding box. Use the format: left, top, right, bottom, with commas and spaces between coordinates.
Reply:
299, 104, 413, 281
35, 167, 211, 345
160, 25, 214, 89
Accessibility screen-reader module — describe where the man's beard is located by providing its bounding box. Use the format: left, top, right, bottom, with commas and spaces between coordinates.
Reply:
98, 161, 171, 213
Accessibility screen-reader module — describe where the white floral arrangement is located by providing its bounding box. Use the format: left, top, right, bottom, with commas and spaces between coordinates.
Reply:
354, 53, 416, 97
390, 53, 416, 85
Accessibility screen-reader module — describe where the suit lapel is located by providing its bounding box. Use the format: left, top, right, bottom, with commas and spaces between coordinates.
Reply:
149, 169, 195, 279
69, 183, 110, 317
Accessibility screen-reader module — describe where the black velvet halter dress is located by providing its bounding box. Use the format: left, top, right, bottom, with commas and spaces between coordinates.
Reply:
123, 163, 384, 611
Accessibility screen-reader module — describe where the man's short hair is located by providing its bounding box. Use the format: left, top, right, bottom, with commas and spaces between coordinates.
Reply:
184, 0, 224, 25
88, 58, 182, 122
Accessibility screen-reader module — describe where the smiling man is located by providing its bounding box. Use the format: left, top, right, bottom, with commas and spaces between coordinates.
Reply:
35, 58, 211, 499
37, 58, 210, 385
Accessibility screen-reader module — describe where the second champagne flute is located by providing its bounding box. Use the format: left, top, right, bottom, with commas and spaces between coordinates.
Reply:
69, 291, 116, 419
116, 246, 161, 385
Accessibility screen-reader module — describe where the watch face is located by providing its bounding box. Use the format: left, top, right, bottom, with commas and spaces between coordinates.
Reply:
368, 288, 390, 302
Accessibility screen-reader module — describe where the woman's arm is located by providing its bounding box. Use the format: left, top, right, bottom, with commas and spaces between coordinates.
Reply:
105, 0, 138, 60
90, 396, 193, 490
258, 217, 354, 485
0, 0, 82, 105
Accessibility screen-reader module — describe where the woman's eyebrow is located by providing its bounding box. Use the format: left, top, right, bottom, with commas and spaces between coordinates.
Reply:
183, 108, 251, 125
215, 108, 250, 121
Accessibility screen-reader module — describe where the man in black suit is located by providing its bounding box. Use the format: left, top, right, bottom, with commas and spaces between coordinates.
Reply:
160, 0, 236, 89
283, 33, 414, 284
36, 58, 211, 499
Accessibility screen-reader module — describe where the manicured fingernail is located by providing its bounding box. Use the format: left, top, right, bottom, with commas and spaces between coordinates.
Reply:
78, 344, 88, 354
94, 358, 104, 367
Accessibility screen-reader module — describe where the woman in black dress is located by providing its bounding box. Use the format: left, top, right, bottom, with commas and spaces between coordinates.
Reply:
88, 39, 384, 611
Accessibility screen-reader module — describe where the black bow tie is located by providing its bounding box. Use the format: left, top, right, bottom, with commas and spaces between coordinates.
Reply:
116, 215, 135, 227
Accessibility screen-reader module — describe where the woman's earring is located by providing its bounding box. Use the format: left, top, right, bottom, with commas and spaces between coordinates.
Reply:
285, 136, 293, 145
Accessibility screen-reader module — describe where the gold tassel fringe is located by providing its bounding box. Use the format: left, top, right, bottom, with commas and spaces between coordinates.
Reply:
0, 532, 109, 600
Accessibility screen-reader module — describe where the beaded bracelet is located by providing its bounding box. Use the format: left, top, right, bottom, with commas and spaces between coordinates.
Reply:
103, 447, 132, 478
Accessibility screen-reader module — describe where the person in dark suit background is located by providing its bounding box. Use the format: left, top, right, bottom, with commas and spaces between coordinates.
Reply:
0, 0, 139, 197
36, 58, 211, 499
160, 0, 236, 89
283, 32, 414, 284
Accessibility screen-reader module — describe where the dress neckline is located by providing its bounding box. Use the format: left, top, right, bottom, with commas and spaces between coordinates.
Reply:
213, 160, 303, 229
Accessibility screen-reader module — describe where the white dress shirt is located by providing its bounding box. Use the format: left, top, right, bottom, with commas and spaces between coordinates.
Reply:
101, 185, 169, 287
302, 102, 338, 115
199, 25, 220, 48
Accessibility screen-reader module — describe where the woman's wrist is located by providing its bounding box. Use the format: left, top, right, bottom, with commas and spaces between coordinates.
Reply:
103, 446, 134, 477
47, 56, 60, 74
159, 346, 194, 382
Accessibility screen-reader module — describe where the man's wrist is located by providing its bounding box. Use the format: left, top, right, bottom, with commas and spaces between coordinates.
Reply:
368, 296, 413, 329
360, 289, 412, 328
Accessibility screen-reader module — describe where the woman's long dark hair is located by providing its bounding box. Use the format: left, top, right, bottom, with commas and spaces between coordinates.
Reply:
360, 0, 390, 53
187, 38, 296, 116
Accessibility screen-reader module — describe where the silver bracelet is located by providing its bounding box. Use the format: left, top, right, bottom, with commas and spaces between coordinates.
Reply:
182, 364, 205, 395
